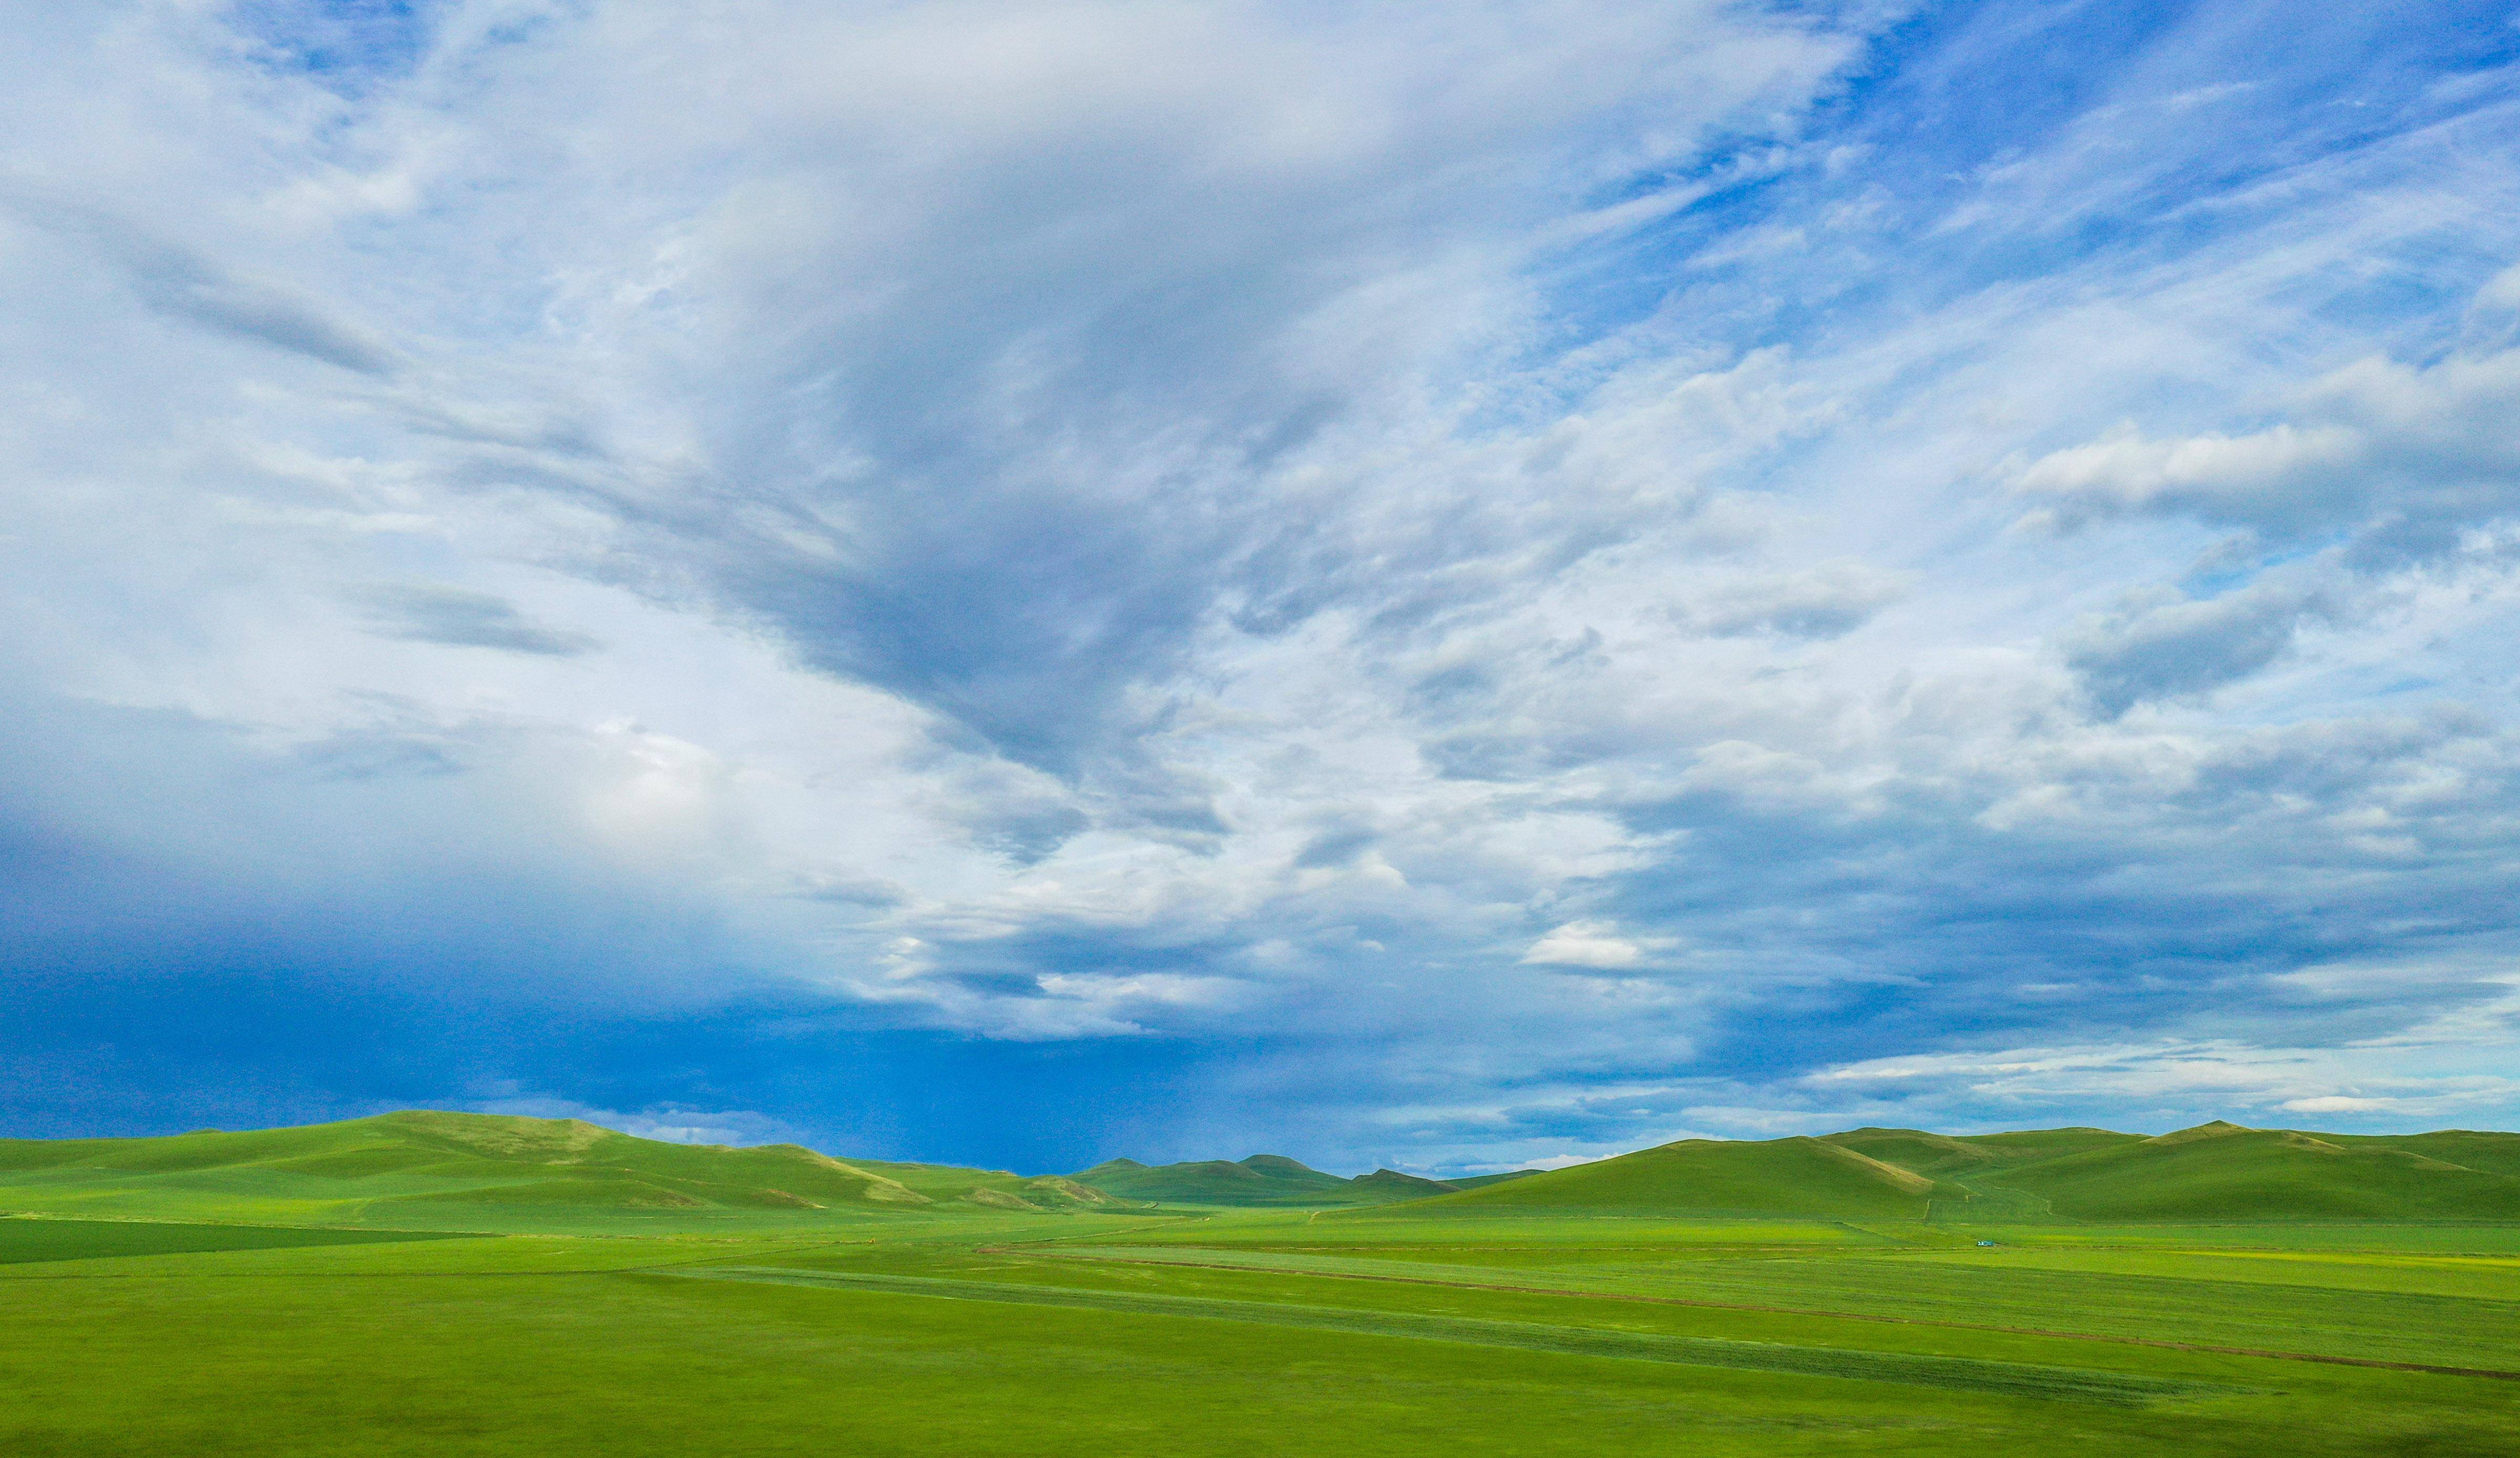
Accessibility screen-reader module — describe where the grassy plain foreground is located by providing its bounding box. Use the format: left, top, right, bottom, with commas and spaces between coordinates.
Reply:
1, 1115, 2514, 1454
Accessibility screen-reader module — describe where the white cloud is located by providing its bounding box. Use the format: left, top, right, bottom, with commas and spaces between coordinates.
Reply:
2015, 422, 2362, 520
1804, 1020, 2520, 1130
1523, 921, 1661, 968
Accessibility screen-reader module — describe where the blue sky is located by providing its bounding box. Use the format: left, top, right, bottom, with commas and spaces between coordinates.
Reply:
3, 1, 2518, 1174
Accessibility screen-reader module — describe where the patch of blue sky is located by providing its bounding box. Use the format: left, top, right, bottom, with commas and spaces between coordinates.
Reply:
1514, 5, 2307, 415
228, 0, 441, 94
1774, 7, 2492, 296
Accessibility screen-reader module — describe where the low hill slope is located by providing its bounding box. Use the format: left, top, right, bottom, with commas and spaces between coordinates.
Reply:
1071, 1155, 1456, 1207
1408, 1136, 1946, 1220
1977, 1121, 2520, 1221
2326, 1130, 2520, 1180
0, 1111, 1119, 1223
846, 1159, 1136, 1212
1816, 1126, 2144, 1179
1351, 1169, 1460, 1199
1946, 1127, 2145, 1165
1818, 1128, 2001, 1178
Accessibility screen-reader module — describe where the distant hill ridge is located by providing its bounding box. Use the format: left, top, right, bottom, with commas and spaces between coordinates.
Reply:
1959, 1120, 2520, 1221
0, 1111, 1132, 1221
1406, 1120, 2520, 1223
1068, 1153, 1500, 1207
3, 1112, 2515, 1226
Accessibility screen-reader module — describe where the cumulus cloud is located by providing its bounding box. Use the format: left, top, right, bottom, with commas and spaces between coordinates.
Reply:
2015, 343, 2520, 548
1523, 921, 1662, 969
2015, 422, 2363, 529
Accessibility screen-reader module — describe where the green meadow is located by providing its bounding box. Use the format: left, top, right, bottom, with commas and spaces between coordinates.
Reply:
2, 1113, 2515, 1454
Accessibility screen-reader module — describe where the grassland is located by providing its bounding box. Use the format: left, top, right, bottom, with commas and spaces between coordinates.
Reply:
0, 1113, 2514, 1454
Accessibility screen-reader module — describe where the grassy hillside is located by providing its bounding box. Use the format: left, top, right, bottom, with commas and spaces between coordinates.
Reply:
844, 1157, 1136, 1212
1817, 1128, 2004, 1178
1945, 1127, 2146, 1165
1974, 1122, 2520, 1222
1409, 1137, 1946, 1220
2329, 1130, 2520, 1179
1351, 1169, 1461, 1199
10, 1113, 2518, 1229
0, 1112, 1133, 1225
1072, 1155, 1457, 1207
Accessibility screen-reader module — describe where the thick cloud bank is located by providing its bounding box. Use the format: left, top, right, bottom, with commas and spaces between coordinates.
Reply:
3, 1, 2517, 1172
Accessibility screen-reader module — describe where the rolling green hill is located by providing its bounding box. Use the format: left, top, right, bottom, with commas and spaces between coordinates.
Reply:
1969, 1121, 2520, 1222
1070, 1155, 1462, 1207
2327, 1130, 2520, 1179
8, 1112, 2518, 1230
1816, 1127, 2004, 1178
1436, 1122, 2520, 1224
1937, 1127, 2146, 1165
1408, 1136, 1948, 1220
0, 1112, 1133, 1225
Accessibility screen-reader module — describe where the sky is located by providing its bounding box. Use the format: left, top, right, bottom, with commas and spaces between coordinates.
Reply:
3, 0, 2518, 1175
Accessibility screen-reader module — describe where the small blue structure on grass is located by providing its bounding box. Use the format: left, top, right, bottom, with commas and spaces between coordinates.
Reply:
1975, 1240, 1996, 1247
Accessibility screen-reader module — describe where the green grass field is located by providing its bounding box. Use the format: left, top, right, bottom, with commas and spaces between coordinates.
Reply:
2, 1113, 2514, 1454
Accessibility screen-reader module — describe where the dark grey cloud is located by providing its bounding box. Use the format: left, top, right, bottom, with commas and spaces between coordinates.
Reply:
292, 729, 470, 781
1678, 563, 1909, 639
0, 184, 400, 376
961, 798, 1090, 867
1294, 822, 1379, 870
793, 875, 909, 909
137, 263, 402, 376
2066, 576, 2336, 716
355, 584, 600, 657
